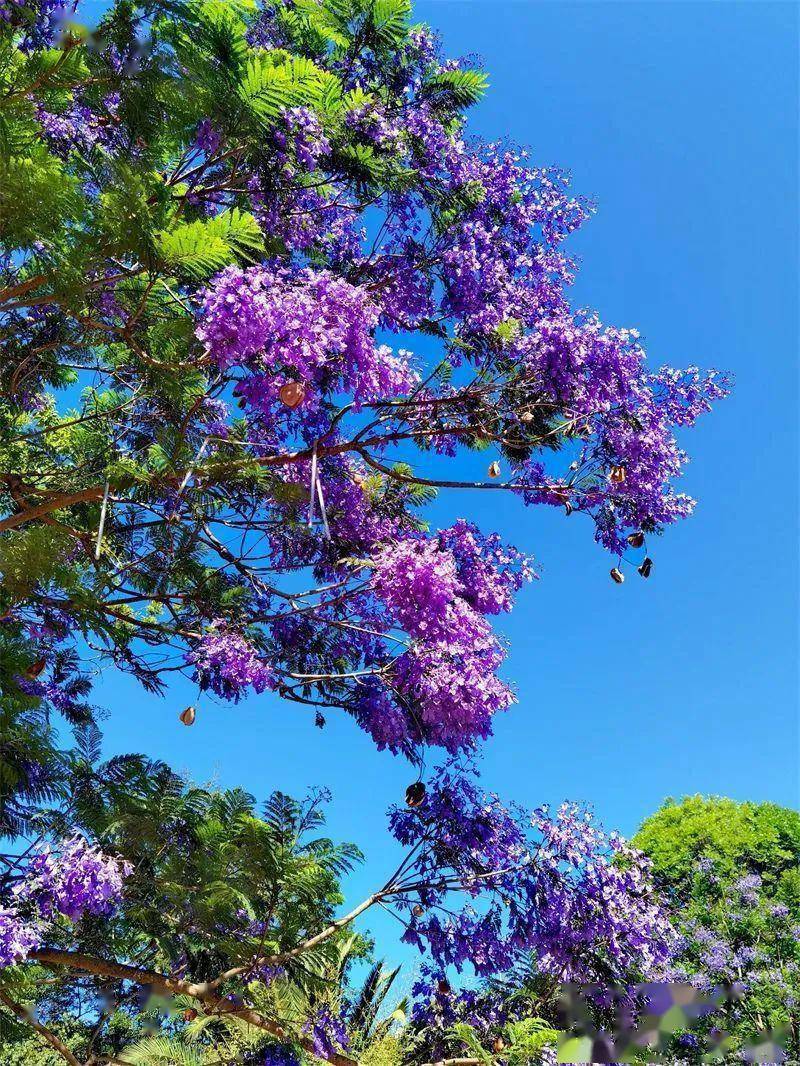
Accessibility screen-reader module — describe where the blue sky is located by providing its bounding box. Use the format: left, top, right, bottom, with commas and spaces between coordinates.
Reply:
79, 0, 798, 969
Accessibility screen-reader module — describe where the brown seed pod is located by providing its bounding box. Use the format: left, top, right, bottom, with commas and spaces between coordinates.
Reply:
493, 1037, 506, 1054
279, 381, 306, 409
638, 557, 653, 579
405, 781, 426, 807
627, 530, 645, 549
610, 567, 625, 585
179, 706, 197, 726
437, 979, 451, 996
183, 1008, 198, 1021
487, 461, 501, 479
275, 1027, 286, 1039
609, 464, 626, 484
519, 411, 534, 424
25, 658, 47, 679
412, 904, 424, 917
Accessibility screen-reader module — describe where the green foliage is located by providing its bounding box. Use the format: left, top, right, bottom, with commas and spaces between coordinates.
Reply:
502, 1018, 560, 1064
122, 1035, 210, 1065
0, 146, 82, 248
155, 208, 264, 278
360, 1033, 404, 1066
237, 52, 341, 124
634, 796, 800, 1060
633, 794, 800, 897
424, 67, 488, 109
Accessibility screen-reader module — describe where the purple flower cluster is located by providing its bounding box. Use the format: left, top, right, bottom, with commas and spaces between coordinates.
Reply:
22, 835, 131, 920
388, 762, 677, 983
303, 1005, 349, 1061
196, 264, 417, 417
0, 837, 130, 967
187, 625, 274, 702
260, 1045, 300, 1066
194, 118, 221, 156
0, 906, 43, 967
366, 527, 532, 750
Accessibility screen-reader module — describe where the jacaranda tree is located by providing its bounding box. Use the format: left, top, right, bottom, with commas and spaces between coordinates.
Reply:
0, 0, 730, 1062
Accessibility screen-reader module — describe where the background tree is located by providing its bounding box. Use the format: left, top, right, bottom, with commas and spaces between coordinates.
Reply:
633, 796, 800, 1061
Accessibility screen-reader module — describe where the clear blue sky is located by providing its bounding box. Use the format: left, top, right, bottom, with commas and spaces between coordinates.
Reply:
79, 0, 799, 970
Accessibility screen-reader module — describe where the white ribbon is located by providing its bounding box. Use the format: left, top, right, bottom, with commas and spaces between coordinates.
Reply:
95, 481, 110, 560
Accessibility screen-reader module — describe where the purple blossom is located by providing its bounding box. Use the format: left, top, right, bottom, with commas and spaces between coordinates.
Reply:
388, 762, 677, 982
194, 118, 221, 156
0, 907, 42, 967
303, 1006, 349, 1061
22, 836, 132, 921
187, 625, 274, 702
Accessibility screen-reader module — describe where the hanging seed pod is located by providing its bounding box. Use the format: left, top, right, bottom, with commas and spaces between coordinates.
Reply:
520, 411, 534, 424
627, 530, 645, 549
25, 658, 47, 680
183, 1008, 198, 1022
609, 465, 626, 484
638, 557, 653, 579
275, 1027, 286, 1039
279, 381, 306, 409
610, 567, 625, 585
487, 460, 501, 479
493, 1037, 506, 1054
437, 979, 451, 996
406, 781, 426, 807
564, 501, 573, 516
179, 705, 196, 726
412, 904, 424, 917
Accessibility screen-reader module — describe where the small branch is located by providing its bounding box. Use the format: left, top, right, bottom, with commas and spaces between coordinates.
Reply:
207, 892, 381, 990
0, 988, 82, 1066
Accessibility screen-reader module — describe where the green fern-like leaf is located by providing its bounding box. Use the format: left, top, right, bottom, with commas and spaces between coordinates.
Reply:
122, 1035, 208, 1066
368, 0, 411, 48
237, 54, 339, 124
425, 67, 488, 109
155, 208, 264, 278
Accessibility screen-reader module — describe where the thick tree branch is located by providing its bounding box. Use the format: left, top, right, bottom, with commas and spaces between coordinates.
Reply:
29, 949, 358, 1066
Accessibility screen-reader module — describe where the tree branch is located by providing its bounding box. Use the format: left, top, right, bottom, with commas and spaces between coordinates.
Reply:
29, 949, 358, 1066
0, 988, 82, 1066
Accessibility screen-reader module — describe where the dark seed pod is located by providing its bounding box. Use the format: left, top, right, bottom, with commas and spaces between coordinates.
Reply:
183, 1008, 198, 1021
179, 705, 196, 726
627, 530, 645, 549
412, 904, 424, 917
25, 658, 47, 679
405, 781, 426, 807
564, 501, 573, 516
609, 465, 626, 484
610, 567, 625, 585
487, 460, 501, 479
638, 557, 653, 579
279, 381, 306, 409
437, 979, 451, 996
